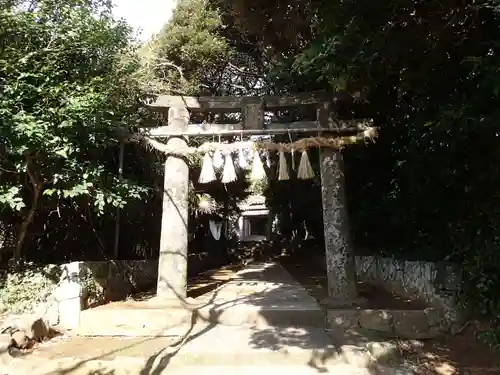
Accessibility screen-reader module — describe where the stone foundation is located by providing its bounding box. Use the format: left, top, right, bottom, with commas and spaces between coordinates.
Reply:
327, 307, 445, 339
355, 256, 461, 323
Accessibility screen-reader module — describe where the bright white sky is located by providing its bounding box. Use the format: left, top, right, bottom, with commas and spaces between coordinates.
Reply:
112, 0, 177, 41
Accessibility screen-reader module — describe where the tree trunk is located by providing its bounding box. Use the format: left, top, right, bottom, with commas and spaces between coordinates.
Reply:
14, 173, 41, 262
319, 149, 357, 303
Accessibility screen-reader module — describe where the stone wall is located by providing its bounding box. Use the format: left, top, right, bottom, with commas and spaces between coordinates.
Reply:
78, 252, 230, 303
1, 252, 230, 330
355, 256, 462, 323
79, 260, 157, 303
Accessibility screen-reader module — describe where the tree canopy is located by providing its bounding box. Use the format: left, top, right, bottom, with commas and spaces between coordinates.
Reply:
0, 0, 150, 259
143, 0, 266, 97
214, 0, 500, 317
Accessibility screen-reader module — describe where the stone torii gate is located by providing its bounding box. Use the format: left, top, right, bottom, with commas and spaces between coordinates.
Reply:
139, 92, 373, 307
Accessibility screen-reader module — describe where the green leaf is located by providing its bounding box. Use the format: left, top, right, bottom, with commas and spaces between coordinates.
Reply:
55, 149, 69, 159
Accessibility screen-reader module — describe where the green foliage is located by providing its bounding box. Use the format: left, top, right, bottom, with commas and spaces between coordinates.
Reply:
141, 0, 229, 95
294, 0, 500, 322
0, 262, 105, 313
218, 0, 500, 331
0, 263, 62, 314
0, 0, 152, 258
143, 0, 265, 97
78, 265, 106, 307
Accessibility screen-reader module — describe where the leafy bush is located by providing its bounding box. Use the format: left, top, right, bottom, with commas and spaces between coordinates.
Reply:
0, 263, 62, 314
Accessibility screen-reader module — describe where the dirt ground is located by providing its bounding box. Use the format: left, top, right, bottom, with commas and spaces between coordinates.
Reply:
402, 324, 500, 375
23, 336, 176, 360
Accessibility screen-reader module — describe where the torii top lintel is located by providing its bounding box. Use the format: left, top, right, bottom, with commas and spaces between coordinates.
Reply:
140, 91, 372, 136
148, 91, 337, 111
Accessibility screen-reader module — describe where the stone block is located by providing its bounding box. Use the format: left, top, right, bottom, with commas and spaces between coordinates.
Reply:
56, 262, 83, 330
35, 299, 59, 327
11, 330, 29, 349
327, 309, 360, 329
391, 310, 430, 339
15, 315, 50, 342
355, 255, 462, 324
358, 310, 393, 333
424, 307, 444, 328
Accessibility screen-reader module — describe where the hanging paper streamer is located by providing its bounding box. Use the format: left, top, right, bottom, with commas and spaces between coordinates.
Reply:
221, 153, 237, 183
209, 220, 223, 240
278, 150, 289, 181
199, 153, 216, 183
297, 150, 315, 180
212, 149, 224, 170
238, 148, 248, 169
250, 150, 266, 180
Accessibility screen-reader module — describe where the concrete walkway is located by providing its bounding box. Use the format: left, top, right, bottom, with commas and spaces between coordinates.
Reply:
76, 262, 326, 335
2, 263, 413, 375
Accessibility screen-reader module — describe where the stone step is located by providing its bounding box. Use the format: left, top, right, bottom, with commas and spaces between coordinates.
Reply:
166, 325, 397, 367
5, 358, 413, 375
162, 365, 412, 375
4, 329, 406, 375
76, 262, 327, 336
3, 323, 407, 374
327, 307, 445, 340
77, 302, 325, 336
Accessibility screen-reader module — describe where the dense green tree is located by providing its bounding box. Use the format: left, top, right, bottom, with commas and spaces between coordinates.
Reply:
143, 0, 266, 97
218, 0, 500, 318
0, 0, 151, 260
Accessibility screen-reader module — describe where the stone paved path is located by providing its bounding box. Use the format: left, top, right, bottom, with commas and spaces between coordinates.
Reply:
1, 263, 413, 375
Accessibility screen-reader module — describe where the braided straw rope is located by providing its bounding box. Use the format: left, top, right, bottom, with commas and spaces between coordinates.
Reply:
132, 127, 378, 156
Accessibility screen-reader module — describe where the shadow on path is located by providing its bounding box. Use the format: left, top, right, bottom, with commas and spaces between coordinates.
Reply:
9, 262, 418, 375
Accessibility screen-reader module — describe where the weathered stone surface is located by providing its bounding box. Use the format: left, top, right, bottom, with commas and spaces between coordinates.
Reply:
3, 259, 421, 375
327, 309, 360, 329
392, 310, 430, 339
157, 106, 190, 300
11, 330, 29, 349
0, 360, 417, 375
424, 307, 444, 328
78, 263, 325, 336
319, 149, 357, 302
355, 255, 460, 324
28, 318, 50, 341
328, 308, 445, 340
358, 310, 393, 332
